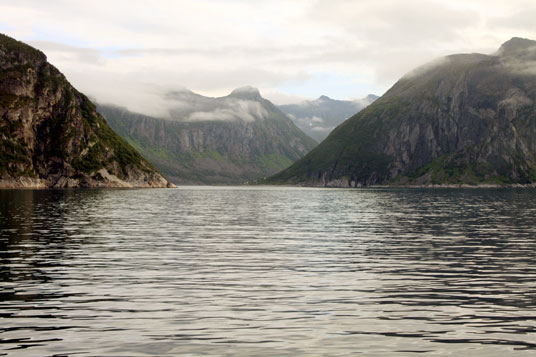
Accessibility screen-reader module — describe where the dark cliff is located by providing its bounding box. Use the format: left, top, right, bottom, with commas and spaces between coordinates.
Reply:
269, 38, 536, 186
0, 34, 172, 188
98, 89, 317, 184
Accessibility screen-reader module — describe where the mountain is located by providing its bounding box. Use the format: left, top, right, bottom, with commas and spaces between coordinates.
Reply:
278, 94, 378, 142
97, 87, 317, 184
0, 34, 172, 188
269, 37, 536, 187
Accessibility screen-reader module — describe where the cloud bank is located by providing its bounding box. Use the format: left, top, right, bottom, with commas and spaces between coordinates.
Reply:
1, 0, 536, 116
183, 99, 269, 122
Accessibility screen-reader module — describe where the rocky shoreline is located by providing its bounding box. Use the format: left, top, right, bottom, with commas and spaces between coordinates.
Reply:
260, 182, 536, 189
0, 168, 176, 189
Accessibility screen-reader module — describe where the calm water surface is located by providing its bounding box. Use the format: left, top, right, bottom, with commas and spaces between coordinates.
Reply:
1, 186, 536, 356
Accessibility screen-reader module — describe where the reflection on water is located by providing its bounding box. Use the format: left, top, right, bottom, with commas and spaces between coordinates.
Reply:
1, 187, 536, 356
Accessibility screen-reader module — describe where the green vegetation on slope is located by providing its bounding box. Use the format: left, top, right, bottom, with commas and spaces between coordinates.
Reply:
268, 97, 401, 184
97, 100, 316, 184
0, 33, 46, 62
267, 40, 536, 186
1, 33, 164, 185
73, 97, 154, 177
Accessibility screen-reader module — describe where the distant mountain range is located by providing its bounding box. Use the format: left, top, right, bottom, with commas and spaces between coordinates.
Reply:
97, 87, 317, 184
269, 37, 536, 187
0, 34, 172, 188
278, 94, 378, 141
10, 32, 535, 188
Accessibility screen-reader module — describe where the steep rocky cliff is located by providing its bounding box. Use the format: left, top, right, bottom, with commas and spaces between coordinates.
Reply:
0, 34, 172, 188
269, 38, 536, 187
98, 88, 317, 184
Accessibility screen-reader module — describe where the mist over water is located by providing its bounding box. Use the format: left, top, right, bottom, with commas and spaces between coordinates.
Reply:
1, 187, 536, 356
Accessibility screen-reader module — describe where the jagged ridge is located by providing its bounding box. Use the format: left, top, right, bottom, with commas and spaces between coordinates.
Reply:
269, 37, 536, 186
98, 87, 316, 184
97, 88, 317, 185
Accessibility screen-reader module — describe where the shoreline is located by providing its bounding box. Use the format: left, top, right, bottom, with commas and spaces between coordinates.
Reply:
0, 178, 176, 189
254, 182, 536, 189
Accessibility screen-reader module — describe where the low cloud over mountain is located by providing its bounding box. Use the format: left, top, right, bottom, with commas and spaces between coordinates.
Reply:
279, 94, 378, 141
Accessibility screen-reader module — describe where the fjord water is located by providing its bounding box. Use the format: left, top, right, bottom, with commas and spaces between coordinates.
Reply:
1, 187, 536, 356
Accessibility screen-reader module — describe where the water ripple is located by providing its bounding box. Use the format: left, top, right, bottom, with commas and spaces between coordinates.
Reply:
1, 187, 536, 355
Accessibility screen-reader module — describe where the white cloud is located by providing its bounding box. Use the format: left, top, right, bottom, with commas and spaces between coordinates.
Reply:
311, 126, 333, 133
184, 99, 268, 122
172, 96, 270, 123
308, 116, 324, 124
187, 109, 237, 122
1, 0, 536, 112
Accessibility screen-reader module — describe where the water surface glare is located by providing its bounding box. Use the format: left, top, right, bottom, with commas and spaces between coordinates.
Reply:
1, 186, 536, 356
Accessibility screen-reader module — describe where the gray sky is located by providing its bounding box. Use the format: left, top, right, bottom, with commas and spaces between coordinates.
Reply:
1, 0, 535, 116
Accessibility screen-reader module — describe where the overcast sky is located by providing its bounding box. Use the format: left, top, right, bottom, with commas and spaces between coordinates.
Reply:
1, 0, 535, 116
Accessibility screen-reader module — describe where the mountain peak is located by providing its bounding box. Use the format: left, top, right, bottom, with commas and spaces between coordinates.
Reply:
366, 94, 380, 102
270, 39, 536, 186
318, 95, 331, 101
498, 37, 536, 56
166, 87, 196, 98
229, 86, 262, 100
0, 33, 47, 65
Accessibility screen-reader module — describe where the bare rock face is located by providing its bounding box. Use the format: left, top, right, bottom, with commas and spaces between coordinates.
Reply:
97, 89, 317, 185
0, 34, 173, 188
270, 37, 536, 186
